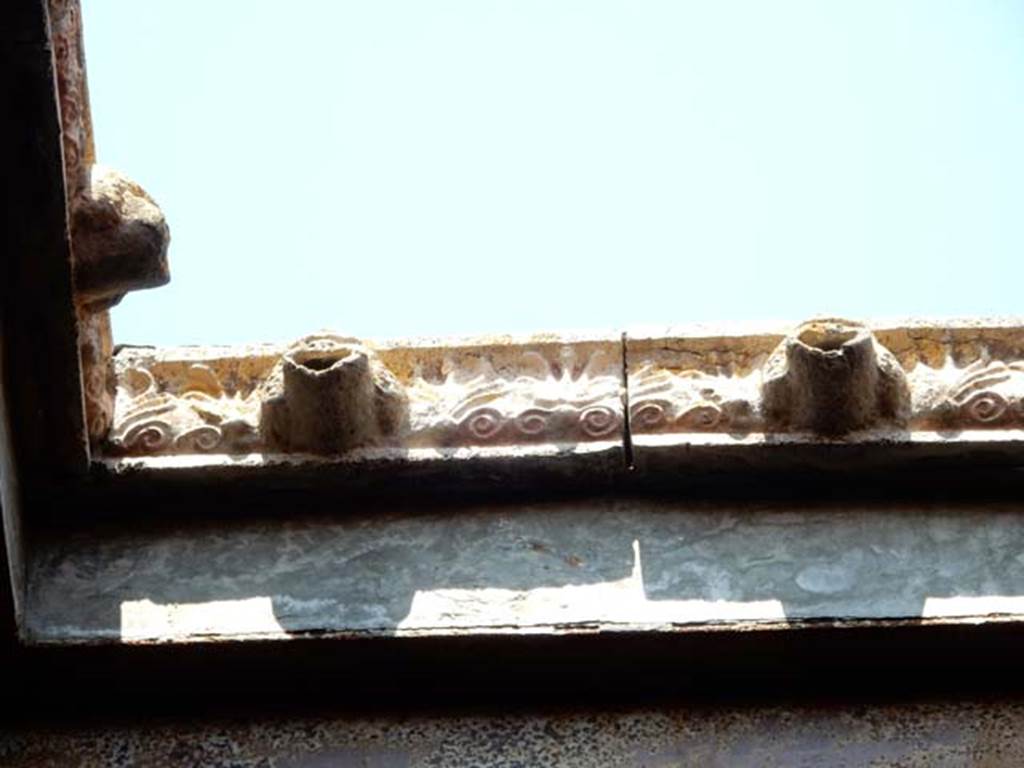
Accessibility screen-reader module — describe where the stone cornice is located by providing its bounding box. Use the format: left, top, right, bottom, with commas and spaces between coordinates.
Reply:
109, 332, 625, 458
103, 319, 1024, 477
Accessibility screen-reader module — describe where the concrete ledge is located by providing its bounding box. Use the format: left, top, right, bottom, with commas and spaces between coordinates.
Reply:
27, 495, 1024, 645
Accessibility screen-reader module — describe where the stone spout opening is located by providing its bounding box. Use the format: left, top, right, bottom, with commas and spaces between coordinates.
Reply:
291, 347, 362, 374
796, 325, 859, 352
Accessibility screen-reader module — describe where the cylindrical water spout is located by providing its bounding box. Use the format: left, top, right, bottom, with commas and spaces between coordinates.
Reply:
761, 319, 909, 436
261, 338, 407, 454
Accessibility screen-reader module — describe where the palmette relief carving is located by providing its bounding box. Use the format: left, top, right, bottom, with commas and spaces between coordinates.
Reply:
405, 346, 623, 447
108, 322, 1024, 459
109, 365, 260, 456
108, 337, 624, 456
628, 319, 1024, 440
912, 358, 1024, 430
629, 367, 759, 435
947, 361, 1024, 426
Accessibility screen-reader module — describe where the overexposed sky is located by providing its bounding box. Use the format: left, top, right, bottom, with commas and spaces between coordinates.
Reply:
83, 1, 1024, 346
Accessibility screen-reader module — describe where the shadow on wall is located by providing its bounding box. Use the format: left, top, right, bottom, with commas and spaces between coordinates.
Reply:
22, 495, 1024, 643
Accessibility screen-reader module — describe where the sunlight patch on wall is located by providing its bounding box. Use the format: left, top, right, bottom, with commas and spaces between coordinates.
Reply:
922, 595, 1024, 620
396, 539, 787, 632
120, 596, 288, 642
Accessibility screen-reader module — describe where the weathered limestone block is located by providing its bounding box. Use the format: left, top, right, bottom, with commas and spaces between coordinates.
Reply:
109, 361, 262, 456
761, 319, 910, 435
70, 166, 170, 443
866, 323, 1024, 431
50, 0, 92, 205
260, 337, 408, 455
942, 360, 1024, 427
627, 326, 769, 437
77, 308, 116, 440
49, 0, 172, 444
627, 319, 942, 439
50, 0, 113, 444
394, 339, 623, 448
71, 165, 170, 310
107, 334, 625, 458
101, 319, 1024, 484
902, 357, 1024, 430
626, 318, 1024, 476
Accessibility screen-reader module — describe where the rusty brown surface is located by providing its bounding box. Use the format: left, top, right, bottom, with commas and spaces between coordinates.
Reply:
0, 698, 1021, 767
47, 0, 111, 445
49, 0, 171, 443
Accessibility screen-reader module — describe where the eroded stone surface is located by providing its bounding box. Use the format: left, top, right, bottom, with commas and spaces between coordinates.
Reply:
49, 0, 93, 205
761, 319, 910, 435
26, 496, 1024, 643
49, 0, 113, 443
260, 335, 408, 454
50, 0, 172, 443
628, 318, 1024, 440
394, 336, 622, 448
71, 165, 170, 310
108, 333, 625, 457
105, 319, 1024, 462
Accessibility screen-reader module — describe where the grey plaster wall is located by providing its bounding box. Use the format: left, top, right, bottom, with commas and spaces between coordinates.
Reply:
26, 496, 1024, 643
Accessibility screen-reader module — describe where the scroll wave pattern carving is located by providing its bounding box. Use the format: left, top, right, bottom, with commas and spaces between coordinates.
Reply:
49, 0, 92, 203
629, 327, 1024, 438
628, 366, 759, 434
944, 360, 1024, 428
109, 366, 259, 456
110, 344, 624, 455
408, 347, 623, 447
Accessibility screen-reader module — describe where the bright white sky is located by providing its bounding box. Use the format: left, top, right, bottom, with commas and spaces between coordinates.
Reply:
83, 1, 1024, 346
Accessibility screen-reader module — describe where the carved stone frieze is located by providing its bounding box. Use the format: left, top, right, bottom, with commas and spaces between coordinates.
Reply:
110, 361, 261, 456
401, 342, 623, 448
107, 321, 1024, 462
912, 358, 1024, 430
629, 364, 759, 436
108, 335, 625, 457
628, 331, 769, 437
944, 361, 1024, 427
627, 318, 1024, 442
